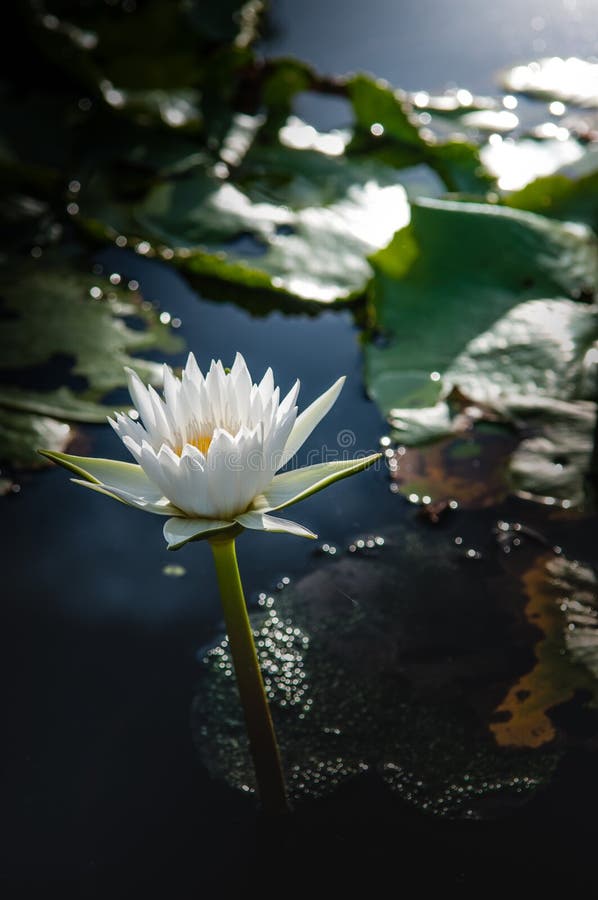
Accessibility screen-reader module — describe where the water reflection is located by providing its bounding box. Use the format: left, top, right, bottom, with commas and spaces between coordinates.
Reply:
502, 57, 598, 107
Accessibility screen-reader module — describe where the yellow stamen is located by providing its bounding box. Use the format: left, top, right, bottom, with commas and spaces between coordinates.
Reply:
175, 434, 212, 456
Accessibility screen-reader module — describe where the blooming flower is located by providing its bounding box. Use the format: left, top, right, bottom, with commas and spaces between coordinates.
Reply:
41, 353, 380, 549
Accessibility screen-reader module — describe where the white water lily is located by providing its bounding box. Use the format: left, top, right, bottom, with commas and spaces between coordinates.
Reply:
41, 352, 380, 550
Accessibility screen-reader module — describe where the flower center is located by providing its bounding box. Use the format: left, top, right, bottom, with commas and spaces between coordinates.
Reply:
175, 433, 212, 456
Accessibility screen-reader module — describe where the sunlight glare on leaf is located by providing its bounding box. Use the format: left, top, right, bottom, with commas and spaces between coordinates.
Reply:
279, 116, 349, 157
481, 136, 584, 191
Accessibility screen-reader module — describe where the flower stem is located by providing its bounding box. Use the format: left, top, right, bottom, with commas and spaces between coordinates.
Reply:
209, 536, 289, 816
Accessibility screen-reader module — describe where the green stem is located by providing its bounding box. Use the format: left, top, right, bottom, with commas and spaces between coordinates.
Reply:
209, 536, 289, 816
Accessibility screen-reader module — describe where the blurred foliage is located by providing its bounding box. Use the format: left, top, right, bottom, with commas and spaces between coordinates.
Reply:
1, 0, 598, 515
0, 0, 494, 307
78, 141, 412, 302
506, 151, 598, 232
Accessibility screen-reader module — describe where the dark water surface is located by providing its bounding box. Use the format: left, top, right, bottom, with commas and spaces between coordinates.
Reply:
3, 1, 598, 893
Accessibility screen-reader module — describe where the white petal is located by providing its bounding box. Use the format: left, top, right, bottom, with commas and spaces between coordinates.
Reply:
109, 411, 148, 448
234, 510, 317, 539
180, 443, 206, 468
181, 373, 206, 436
279, 376, 345, 468
162, 364, 181, 416
248, 385, 265, 428
258, 454, 382, 512
147, 385, 173, 438
163, 516, 234, 550
125, 367, 156, 432
135, 441, 181, 504
183, 352, 204, 385
205, 359, 225, 421
258, 367, 274, 404
206, 428, 241, 518
278, 379, 300, 416
39, 450, 165, 502
261, 386, 280, 435
70, 479, 180, 515
230, 423, 266, 510
230, 352, 252, 390
258, 406, 297, 489
121, 433, 142, 461
178, 451, 214, 517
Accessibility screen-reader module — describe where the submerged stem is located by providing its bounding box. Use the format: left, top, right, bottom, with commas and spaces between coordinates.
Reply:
209, 536, 289, 816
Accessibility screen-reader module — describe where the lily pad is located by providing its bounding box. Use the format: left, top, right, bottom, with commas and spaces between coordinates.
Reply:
79, 144, 411, 303
0, 387, 112, 424
347, 74, 493, 193
0, 407, 73, 469
192, 526, 559, 817
536, 555, 598, 681
0, 263, 181, 392
506, 153, 598, 233
491, 552, 598, 748
0, 259, 183, 469
389, 425, 519, 510
365, 198, 596, 413
364, 198, 598, 506
73, 66, 498, 305
387, 301, 598, 507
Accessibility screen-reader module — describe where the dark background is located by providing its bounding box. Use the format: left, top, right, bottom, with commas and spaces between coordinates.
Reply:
2, 0, 598, 893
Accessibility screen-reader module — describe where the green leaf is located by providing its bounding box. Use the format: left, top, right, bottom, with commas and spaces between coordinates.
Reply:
383, 304, 598, 507
0, 259, 183, 469
348, 74, 424, 151
79, 143, 411, 303
0, 264, 181, 392
506, 161, 598, 234
446, 299, 598, 408
366, 198, 597, 412
260, 58, 314, 136
0, 386, 109, 423
446, 300, 598, 505
347, 74, 493, 193
0, 407, 73, 468
364, 198, 598, 505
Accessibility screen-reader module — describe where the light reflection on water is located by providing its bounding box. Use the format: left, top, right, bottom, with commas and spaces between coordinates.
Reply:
263, 0, 598, 97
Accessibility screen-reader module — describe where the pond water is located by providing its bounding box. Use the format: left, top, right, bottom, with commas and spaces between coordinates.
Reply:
3, 0, 598, 894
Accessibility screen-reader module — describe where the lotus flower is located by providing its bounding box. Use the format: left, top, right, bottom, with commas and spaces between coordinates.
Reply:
41, 352, 381, 814
41, 353, 380, 549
